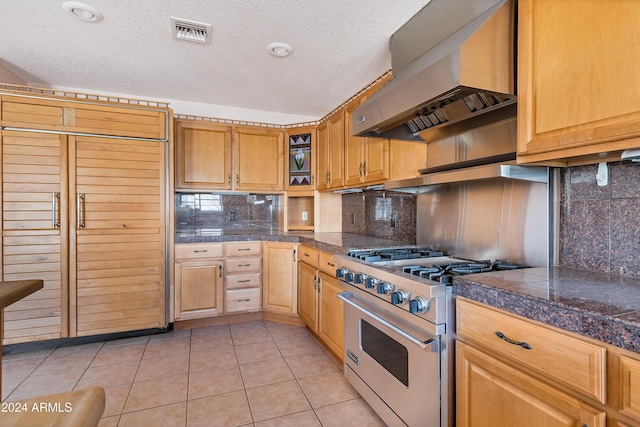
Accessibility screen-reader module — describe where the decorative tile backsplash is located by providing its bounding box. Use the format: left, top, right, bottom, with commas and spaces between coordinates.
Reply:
559, 161, 640, 277
341, 191, 416, 244
176, 193, 279, 234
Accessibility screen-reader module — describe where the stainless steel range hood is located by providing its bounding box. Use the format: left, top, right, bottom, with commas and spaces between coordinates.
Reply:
353, 0, 516, 142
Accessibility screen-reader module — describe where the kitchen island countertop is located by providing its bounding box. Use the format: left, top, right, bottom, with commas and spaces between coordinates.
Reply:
175, 231, 413, 255
453, 266, 640, 353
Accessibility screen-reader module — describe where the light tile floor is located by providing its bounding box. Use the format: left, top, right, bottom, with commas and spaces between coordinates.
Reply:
1, 320, 386, 426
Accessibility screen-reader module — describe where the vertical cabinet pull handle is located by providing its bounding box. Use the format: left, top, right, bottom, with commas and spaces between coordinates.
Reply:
77, 194, 86, 229
218, 264, 223, 278
313, 275, 317, 290
52, 192, 61, 229
293, 249, 296, 262
228, 174, 231, 186
362, 161, 366, 176
236, 174, 239, 186
358, 162, 363, 176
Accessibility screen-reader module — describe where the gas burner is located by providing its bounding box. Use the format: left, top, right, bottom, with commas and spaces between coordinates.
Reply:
347, 248, 445, 262
493, 260, 527, 270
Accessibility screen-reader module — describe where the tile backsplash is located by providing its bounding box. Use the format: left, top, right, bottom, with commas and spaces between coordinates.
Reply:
176, 193, 280, 234
559, 161, 640, 277
341, 191, 416, 244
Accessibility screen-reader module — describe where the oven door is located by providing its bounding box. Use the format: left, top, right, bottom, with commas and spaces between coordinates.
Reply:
338, 290, 441, 427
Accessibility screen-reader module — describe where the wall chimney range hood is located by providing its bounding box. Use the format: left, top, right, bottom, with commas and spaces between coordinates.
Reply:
353, 0, 516, 142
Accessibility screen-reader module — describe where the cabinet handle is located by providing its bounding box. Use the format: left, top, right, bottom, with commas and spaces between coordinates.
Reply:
313, 275, 317, 290
304, 253, 309, 257
236, 174, 239, 186
362, 161, 366, 176
293, 248, 296, 262
51, 192, 61, 229
237, 248, 251, 251
77, 194, 86, 229
237, 279, 251, 283
311, 174, 314, 186
327, 262, 335, 267
218, 264, 223, 278
317, 277, 321, 292
193, 250, 208, 253
358, 162, 363, 176
495, 331, 532, 350
238, 264, 251, 267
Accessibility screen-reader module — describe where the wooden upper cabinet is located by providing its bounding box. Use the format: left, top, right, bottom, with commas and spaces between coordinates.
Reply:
175, 120, 232, 190
316, 121, 330, 191
285, 126, 316, 191
517, 0, 640, 164
234, 127, 284, 191
389, 139, 427, 181
175, 121, 284, 192
344, 95, 389, 187
316, 109, 345, 191
1, 95, 167, 140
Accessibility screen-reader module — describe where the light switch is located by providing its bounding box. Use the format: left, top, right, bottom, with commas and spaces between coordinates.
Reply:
302, 211, 308, 221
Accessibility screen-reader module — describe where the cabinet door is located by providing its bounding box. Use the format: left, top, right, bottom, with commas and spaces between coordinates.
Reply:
316, 121, 329, 191
327, 111, 345, 189
317, 272, 344, 359
456, 341, 606, 427
175, 121, 232, 190
389, 139, 426, 181
70, 136, 166, 336
175, 260, 223, 319
344, 98, 365, 187
517, 0, 640, 164
262, 243, 298, 314
1, 131, 69, 344
297, 261, 318, 332
286, 127, 316, 191
1, 95, 168, 140
363, 137, 389, 184
234, 127, 283, 191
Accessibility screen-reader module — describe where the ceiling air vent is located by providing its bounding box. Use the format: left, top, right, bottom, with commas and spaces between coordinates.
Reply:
170, 17, 212, 44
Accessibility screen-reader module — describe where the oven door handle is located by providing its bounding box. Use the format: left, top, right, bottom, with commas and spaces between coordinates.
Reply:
338, 292, 439, 353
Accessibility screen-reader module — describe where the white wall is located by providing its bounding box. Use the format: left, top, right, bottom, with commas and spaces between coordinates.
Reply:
46, 85, 320, 125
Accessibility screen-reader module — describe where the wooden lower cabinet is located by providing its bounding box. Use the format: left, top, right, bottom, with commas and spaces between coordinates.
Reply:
175, 259, 223, 319
456, 341, 606, 427
297, 261, 318, 331
317, 271, 344, 359
262, 242, 298, 315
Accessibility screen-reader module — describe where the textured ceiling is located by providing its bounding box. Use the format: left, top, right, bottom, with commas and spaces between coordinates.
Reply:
0, 1, 429, 121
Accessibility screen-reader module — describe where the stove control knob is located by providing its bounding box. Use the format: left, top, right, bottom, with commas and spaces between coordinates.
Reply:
335, 268, 349, 279
364, 277, 379, 289
410, 297, 430, 314
376, 282, 394, 295
344, 271, 354, 282
391, 290, 409, 305
354, 273, 367, 284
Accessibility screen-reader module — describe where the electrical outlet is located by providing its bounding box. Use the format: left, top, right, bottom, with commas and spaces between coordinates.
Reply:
302, 211, 308, 221
390, 212, 397, 228
229, 212, 236, 221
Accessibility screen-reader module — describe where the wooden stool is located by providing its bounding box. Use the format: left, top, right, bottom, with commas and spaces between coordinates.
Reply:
0, 387, 105, 427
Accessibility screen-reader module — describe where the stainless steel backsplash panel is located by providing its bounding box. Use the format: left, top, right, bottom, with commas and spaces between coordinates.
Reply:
416, 178, 548, 267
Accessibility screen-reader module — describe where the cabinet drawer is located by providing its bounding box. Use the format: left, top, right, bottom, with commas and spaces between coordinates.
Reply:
1, 95, 168, 140
224, 242, 262, 257
224, 257, 262, 274
225, 273, 261, 290
619, 354, 640, 421
175, 243, 223, 260
225, 288, 261, 313
456, 298, 606, 403
299, 245, 319, 268
318, 251, 337, 275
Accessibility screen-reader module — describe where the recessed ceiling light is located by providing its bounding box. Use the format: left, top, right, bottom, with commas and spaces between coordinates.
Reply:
267, 42, 293, 57
62, 1, 103, 23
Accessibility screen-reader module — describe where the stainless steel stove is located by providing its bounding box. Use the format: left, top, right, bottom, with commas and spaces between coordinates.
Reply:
335, 247, 527, 427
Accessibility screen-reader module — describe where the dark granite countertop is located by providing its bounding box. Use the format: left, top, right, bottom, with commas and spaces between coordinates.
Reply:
453, 266, 640, 353
175, 231, 412, 255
